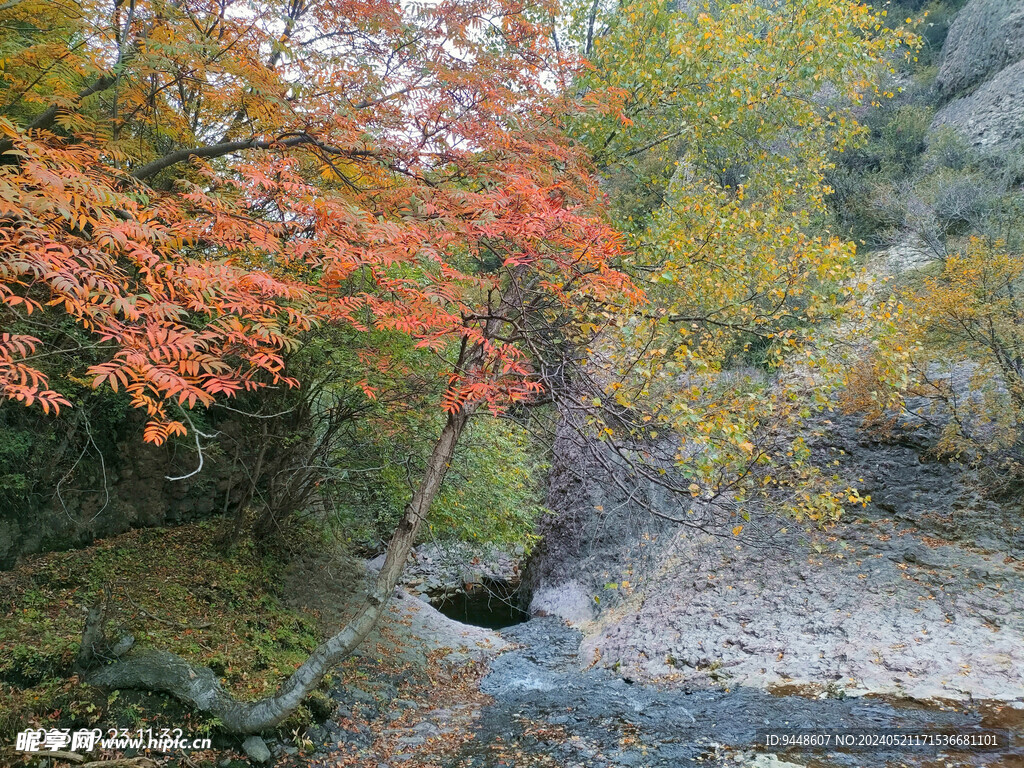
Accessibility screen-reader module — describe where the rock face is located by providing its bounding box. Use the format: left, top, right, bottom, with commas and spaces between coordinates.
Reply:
530, 412, 1024, 704
450, 618, 1019, 768
0, 411, 249, 569
932, 60, 1024, 150
932, 0, 1024, 150
936, 0, 1024, 98
0, 438, 234, 570
524, 415, 691, 624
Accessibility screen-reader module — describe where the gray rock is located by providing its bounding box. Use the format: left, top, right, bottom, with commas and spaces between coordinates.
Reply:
530, 410, 1024, 704
930, 0, 1024, 151
411, 721, 441, 737
109, 633, 135, 657
459, 618, 1012, 768
747, 757, 806, 768
937, 0, 1024, 98
530, 580, 595, 625
613, 750, 646, 766
933, 59, 1024, 151
241, 735, 271, 764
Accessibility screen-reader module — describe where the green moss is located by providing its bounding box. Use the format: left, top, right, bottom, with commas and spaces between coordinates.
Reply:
0, 522, 322, 740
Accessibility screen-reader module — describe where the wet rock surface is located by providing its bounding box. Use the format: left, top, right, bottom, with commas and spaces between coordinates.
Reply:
453, 618, 1023, 767
291, 615, 1023, 767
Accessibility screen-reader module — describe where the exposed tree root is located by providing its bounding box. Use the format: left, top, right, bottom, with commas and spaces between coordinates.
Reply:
41, 751, 158, 767
85, 408, 473, 734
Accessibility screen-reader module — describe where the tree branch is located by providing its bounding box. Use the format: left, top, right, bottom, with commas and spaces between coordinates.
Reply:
131, 132, 374, 180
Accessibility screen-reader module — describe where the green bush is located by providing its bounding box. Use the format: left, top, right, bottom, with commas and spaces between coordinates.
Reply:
429, 417, 547, 550
878, 105, 933, 175
921, 126, 975, 173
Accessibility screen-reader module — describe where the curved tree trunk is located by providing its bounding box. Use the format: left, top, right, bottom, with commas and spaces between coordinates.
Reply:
88, 405, 474, 734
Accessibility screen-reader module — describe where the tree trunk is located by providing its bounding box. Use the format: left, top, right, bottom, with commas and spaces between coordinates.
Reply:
87, 405, 474, 734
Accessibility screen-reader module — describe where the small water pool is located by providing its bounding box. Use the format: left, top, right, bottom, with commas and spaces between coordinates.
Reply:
432, 578, 529, 629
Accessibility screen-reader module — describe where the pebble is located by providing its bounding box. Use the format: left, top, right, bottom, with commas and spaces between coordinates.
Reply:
241, 735, 271, 764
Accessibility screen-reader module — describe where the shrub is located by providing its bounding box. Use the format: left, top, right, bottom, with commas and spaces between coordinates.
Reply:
879, 105, 933, 174
922, 126, 975, 173
925, 169, 999, 235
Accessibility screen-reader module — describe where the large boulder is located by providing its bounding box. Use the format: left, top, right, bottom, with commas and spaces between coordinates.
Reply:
930, 0, 1024, 151
932, 58, 1024, 151
936, 0, 1024, 99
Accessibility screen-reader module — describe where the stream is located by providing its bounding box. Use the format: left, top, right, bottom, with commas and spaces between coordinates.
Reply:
450, 618, 1023, 768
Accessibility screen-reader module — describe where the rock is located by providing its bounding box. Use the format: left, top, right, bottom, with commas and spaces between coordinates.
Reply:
348, 688, 375, 706
936, 0, 1024, 98
523, 413, 684, 618
411, 721, 441, 737
453, 617, 1014, 768
613, 750, 646, 766
529, 410, 1024, 704
241, 735, 271, 765
931, 0, 1024, 151
902, 544, 927, 564
284, 558, 509, 671
530, 580, 595, 625
110, 633, 135, 657
873, 237, 934, 276
747, 756, 805, 768
385, 541, 523, 601
932, 60, 1024, 151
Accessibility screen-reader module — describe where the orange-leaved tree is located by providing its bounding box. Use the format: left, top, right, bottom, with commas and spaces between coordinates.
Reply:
0, 0, 637, 729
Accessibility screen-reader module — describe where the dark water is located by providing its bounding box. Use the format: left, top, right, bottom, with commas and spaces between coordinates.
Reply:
432, 579, 529, 629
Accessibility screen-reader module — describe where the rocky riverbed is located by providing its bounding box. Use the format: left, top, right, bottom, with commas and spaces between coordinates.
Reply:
295, 615, 1022, 768
465, 618, 1023, 768
527, 411, 1024, 705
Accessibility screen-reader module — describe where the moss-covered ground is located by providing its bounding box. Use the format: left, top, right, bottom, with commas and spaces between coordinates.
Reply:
0, 522, 344, 764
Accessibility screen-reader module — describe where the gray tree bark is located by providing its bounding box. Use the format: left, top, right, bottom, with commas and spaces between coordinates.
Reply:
88, 404, 474, 733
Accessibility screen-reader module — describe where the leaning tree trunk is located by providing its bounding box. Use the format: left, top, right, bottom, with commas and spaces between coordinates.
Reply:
88, 405, 474, 734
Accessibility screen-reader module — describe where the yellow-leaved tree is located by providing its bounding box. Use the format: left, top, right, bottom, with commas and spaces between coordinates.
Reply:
564, 0, 916, 522
845, 237, 1024, 490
